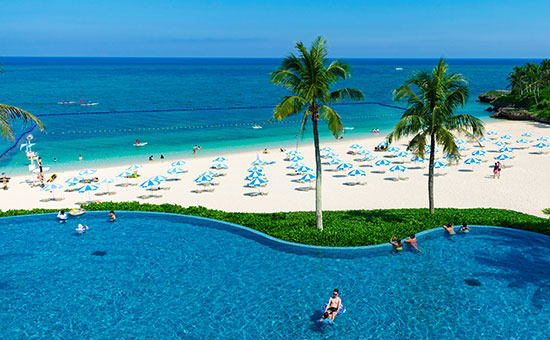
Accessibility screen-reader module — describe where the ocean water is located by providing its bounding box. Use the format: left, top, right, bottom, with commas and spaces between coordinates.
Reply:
1, 212, 549, 339
0, 57, 539, 174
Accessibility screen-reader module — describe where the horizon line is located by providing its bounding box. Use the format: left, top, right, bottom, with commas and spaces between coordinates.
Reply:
0, 56, 545, 60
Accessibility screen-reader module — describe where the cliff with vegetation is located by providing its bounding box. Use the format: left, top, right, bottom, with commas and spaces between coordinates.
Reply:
479, 60, 550, 124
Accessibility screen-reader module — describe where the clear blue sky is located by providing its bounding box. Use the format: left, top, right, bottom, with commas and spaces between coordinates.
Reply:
1, 0, 548, 58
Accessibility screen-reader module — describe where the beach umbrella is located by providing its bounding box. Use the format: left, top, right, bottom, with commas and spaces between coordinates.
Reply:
386, 146, 400, 153
287, 150, 301, 156
289, 155, 304, 162
494, 154, 512, 161
167, 167, 184, 174
78, 184, 99, 202
65, 175, 84, 186
116, 170, 134, 185
464, 157, 481, 165
248, 177, 268, 187
79, 168, 97, 176
357, 149, 370, 155
140, 178, 161, 190
457, 145, 466, 151
288, 162, 304, 169
389, 165, 407, 179
349, 144, 362, 149
500, 134, 512, 140
443, 153, 459, 160
295, 165, 313, 174
150, 175, 167, 183
127, 164, 142, 171
493, 141, 506, 147
171, 160, 187, 166
472, 150, 486, 156
42, 183, 63, 200
246, 171, 266, 180
336, 162, 353, 171
375, 159, 391, 166
324, 152, 338, 158
320, 146, 333, 152
499, 147, 514, 153
455, 139, 466, 145
537, 136, 549, 141
533, 142, 549, 148
362, 154, 378, 161
194, 174, 214, 186
521, 132, 533, 137
200, 170, 217, 177
248, 165, 264, 172
377, 141, 388, 147
327, 158, 343, 165
212, 163, 228, 170
396, 151, 410, 158
410, 156, 424, 162
212, 157, 227, 162
348, 169, 366, 177
433, 161, 447, 169
516, 138, 529, 144
100, 177, 116, 194
478, 137, 491, 143
298, 173, 316, 183
250, 158, 264, 166
487, 131, 498, 135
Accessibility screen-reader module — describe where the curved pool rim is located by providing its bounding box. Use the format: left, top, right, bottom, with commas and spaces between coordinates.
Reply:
2, 211, 548, 258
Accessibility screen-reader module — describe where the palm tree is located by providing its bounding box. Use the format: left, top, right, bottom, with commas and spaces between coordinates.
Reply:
387, 58, 484, 214
270, 37, 364, 231
0, 67, 44, 140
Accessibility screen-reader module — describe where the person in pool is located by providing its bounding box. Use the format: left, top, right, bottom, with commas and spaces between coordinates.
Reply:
404, 234, 422, 252
389, 235, 403, 253
318, 312, 335, 326
443, 223, 455, 235
57, 209, 68, 222
323, 289, 341, 321
109, 210, 116, 222
460, 223, 470, 234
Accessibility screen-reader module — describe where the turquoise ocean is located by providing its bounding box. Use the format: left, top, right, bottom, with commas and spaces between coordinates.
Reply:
0, 57, 539, 174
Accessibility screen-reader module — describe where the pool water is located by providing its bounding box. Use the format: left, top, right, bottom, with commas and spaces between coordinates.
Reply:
1, 212, 549, 339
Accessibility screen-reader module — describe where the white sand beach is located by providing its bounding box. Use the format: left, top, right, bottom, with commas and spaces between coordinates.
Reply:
1, 120, 549, 217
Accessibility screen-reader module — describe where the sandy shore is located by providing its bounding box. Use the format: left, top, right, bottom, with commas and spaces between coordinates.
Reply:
1, 120, 549, 217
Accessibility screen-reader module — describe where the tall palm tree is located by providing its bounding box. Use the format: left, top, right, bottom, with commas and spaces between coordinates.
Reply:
387, 58, 484, 214
270, 36, 364, 230
0, 67, 44, 140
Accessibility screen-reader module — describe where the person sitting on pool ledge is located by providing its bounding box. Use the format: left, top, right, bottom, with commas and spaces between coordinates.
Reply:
460, 223, 470, 234
443, 223, 455, 235
323, 289, 341, 321
318, 312, 335, 326
109, 210, 116, 222
404, 234, 422, 253
389, 235, 403, 253
57, 209, 68, 222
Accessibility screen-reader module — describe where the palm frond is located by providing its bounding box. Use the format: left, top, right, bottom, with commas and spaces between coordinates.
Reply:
319, 105, 343, 138
0, 104, 45, 140
273, 96, 307, 121
329, 88, 364, 103
435, 127, 459, 157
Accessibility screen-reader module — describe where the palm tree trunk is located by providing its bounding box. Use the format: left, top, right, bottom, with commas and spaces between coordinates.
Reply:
428, 132, 436, 214
311, 110, 323, 231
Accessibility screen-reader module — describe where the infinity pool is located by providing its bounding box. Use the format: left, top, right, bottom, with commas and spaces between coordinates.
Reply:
1, 212, 549, 339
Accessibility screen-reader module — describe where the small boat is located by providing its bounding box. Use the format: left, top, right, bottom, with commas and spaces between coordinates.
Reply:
252, 125, 262, 129
343, 127, 355, 130
134, 142, 148, 147
57, 101, 75, 105
395, 67, 403, 71
80, 102, 99, 106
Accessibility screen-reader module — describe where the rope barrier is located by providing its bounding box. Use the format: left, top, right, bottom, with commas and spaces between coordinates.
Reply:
0, 123, 38, 159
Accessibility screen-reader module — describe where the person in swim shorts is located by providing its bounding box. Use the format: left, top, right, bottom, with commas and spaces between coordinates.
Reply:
390, 235, 403, 253
324, 289, 341, 321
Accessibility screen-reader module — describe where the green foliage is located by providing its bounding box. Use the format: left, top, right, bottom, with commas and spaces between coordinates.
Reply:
504, 59, 550, 117
1, 202, 548, 247
543, 208, 550, 215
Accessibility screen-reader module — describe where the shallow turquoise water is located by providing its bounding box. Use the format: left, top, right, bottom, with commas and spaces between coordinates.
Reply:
0, 57, 538, 174
1, 212, 549, 339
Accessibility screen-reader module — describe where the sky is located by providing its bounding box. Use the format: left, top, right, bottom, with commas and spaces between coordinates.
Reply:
1, 0, 549, 58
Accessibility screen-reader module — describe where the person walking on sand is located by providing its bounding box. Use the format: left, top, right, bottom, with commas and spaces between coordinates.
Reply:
493, 162, 499, 179
193, 145, 197, 155
497, 161, 502, 179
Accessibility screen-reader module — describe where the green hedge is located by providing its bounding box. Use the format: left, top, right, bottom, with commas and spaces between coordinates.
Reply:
1, 202, 549, 247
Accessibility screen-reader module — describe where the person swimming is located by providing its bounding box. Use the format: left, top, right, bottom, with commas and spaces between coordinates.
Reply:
109, 210, 116, 222
390, 235, 403, 253
318, 312, 334, 326
460, 223, 470, 234
443, 223, 455, 235
404, 234, 422, 252
57, 209, 68, 222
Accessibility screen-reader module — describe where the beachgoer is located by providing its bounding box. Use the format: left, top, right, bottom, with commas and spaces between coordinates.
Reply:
193, 145, 197, 155
136, 139, 140, 145
493, 162, 499, 179
404, 234, 422, 252
319, 312, 334, 326
263, 148, 269, 154
323, 289, 342, 321
160, 154, 165, 160
390, 235, 403, 253
53, 158, 57, 162
0, 173, 9, 190
149, 155, 154, 161
79, 155, 83, 161
497, 161, 502, 179
460, 223, 470, 234
443, 223, 455, 235
109, 210, 116, 222
57, 209, 68, 222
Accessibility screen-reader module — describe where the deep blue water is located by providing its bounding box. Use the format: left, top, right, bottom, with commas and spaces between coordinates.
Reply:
0, 57, 540, 174
1, 212, 549, 339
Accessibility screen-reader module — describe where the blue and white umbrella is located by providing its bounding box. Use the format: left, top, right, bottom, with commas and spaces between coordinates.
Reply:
516, 138, 529, 144
376, 159, 391, 166
357, 149, 370, 155
320, 146, 333, 152
478, 137, 491, 143
78, 184, 99, 201
288, 162, 304, 169
457, 145, 466, 151
212, 156, 227, 163
42, 183, 63, 200
289, 155, 304, 162
362, 154, 377, 161
79, 168, 97, 176
387, 146, 400, 153
150, 175, 167, 183
100, 177, 116, 194
487, 131, 498, 135
433, 161, 447, 169
140, 178, 161, 188
287, 150, 301, 156
349, 144, 362, 149
499, 147, 514, 153
194, 174, 214, 185
251, 158, 265, 166
336, 162, 353, 171
390, 165, 407, 172
443, 153, 459, 160
533, 142, 549, 149
247, 177, 268, 187
464, 157, 481, 165
295, 165, 313, 174
248, 165, 264, 172
246, 171, 266, 180
378, 141, 388, 147
127, 164, 142, 171
472, 150, 486, 156
348, 169, 366, 177
396, 151, 410, 158
521, 132, 533, 137
167, 167, 184, 174
324, 152, 338, 159
410, 156, 424, 163
494, 154, 512, 161
117, 170, 134, 178
328, 158, 343, 165
298, 173, 316, 183
212, 163, 228, 170
65, 175, 83, 186
501, 134, 512, 140
171, 160, 187, 166
455, 139, 466, 145
493, 141, 506, 147
200, 170, 217, 177
537, 136, 549, 141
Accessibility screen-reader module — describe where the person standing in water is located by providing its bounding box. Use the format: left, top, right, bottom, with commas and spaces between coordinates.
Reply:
404, 234, 422, 252
109, 211, 116, 222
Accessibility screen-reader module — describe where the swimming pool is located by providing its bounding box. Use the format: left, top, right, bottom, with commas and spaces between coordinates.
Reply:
1, 212, 549, 339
